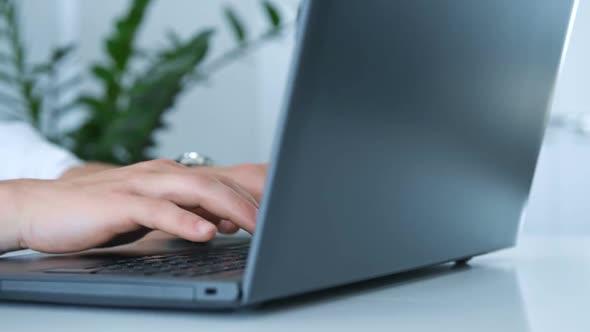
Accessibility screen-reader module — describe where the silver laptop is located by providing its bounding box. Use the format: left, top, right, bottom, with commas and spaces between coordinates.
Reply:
0, 0, 578, 309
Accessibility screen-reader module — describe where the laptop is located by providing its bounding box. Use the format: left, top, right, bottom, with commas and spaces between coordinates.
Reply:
0, 0, 578, 309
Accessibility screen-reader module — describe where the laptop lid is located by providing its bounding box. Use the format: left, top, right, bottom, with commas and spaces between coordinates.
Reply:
243, 0, 578, 304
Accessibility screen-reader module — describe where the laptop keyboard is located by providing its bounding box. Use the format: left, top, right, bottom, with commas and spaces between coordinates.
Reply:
46, 244, 249, 278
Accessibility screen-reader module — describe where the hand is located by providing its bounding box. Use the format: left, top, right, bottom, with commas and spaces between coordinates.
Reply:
60, 161, 268, 238
1, 160, 267, 254
62, 162, 268, 203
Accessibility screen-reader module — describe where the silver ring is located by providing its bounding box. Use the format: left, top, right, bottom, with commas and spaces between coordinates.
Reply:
176, 152, 214, 167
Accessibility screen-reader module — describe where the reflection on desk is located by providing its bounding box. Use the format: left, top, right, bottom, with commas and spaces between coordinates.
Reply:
0, 236, 589, 332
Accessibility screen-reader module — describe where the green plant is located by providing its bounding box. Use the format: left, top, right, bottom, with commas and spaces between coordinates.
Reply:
0, 0, 287, 165
0, 0, 78, 142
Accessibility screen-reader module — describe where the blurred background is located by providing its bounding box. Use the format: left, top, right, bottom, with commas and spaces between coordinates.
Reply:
1, 0, 589, 235
4, 0, 299, 165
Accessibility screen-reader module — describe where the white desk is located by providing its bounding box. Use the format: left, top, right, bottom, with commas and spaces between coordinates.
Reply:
1, 236, 589, 332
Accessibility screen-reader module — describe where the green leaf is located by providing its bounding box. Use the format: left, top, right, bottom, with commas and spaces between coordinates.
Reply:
224, 7, 247, 43
0, 109, 27, 122
25, 46, 76, 83
50, 44, 75, 63
92, 29, 214, 164
132, 48, 154, 60
30, 63, 53, 75
77, 0, 152, 143
105, 39, 123, 67
262, 1, 282, 29
0, 69, 17, 84
166, 29, 182, 47
22, 79, 33, 96
0, 1, 83, 139
0, 89, 22, 106
2, 1, 15, 22
52, 98, 81, 117
104, 0, 151, 71
0, 52, 12, 64
91, 64, 115, 84
156, 29, 213, 63
78, 95, 104, 111
0, 25, 10, 35
51, 73, 83, 93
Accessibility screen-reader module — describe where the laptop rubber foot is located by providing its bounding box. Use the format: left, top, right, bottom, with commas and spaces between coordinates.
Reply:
454, 257, 472, 267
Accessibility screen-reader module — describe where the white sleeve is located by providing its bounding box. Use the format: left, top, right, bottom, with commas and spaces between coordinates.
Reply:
0, 122, 83, 180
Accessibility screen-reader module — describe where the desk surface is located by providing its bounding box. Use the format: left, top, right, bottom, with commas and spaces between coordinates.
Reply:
1, 236, 589, 332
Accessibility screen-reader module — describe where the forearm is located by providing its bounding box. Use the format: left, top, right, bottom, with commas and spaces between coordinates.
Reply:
0, 181, 24, 255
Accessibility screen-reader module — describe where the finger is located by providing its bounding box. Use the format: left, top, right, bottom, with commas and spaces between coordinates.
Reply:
124, 173, 258, 233
191, 207, 222, 224
119, 197, 218, 242
220, 164, 268, 202
217, 219, 240, 234
217, 176, 259, 208
188, 208, 241, 235
253, 165, 268, 201
244, 164, 268, 202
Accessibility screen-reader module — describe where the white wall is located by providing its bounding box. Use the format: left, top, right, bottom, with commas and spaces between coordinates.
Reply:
13, 0, 590, 234
525, 0, 590, 235
552, 0, 590, 115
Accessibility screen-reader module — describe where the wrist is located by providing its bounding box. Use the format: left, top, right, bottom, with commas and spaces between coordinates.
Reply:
0, 180, 27, 254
